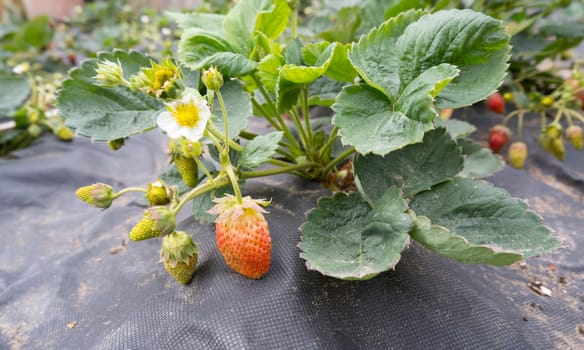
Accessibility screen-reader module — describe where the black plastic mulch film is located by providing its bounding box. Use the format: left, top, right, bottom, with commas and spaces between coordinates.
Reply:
1, 107, 582, 349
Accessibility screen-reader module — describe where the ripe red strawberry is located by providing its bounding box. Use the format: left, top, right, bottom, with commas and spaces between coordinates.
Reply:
208, 195, 271, 279
486, 92, 505, 114
508, 142, 527, 169
488, 125, 510, 153
68, 53, 77, 66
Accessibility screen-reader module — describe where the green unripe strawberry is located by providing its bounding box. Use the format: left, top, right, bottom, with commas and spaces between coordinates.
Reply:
541, 96, 554, 108
56, 127, 75, 141
129, 206, 175, 241
76, 183, 114, 209
540, 123, 565, 160
174, 155, 199, 187
169, 138, 200, 187
108, 138, 126, 151
146, 180, 171, 205
28, 124, 42, 138
566, 125, 583, 149
508, 142, 527, 169
160, 231, 199, 284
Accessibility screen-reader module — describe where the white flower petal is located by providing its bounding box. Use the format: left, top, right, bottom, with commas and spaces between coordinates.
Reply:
180, 125, 205, 142
156, 112, 175, 130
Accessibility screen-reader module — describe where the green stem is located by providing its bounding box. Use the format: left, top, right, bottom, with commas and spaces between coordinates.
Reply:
251, 98, 280, 130
552, 109, 564, 124
252, 74, 279, 118
302, 87, 312, 140
216, 89, 230, 153
502, 110, 521, 126
172, 174, 229, 214
289, 108, 309, 150
205, 127, 226, 153
518, 110, 524, 140
225, 165, 243, 204
208, 123, 243, 152
194, 157, 213, 181
564, 108, 584, 123
241, 162, 318, 178
319, 126, 339, 160
322, 146, 356, 177
251, 76, 301, 151
113, 187, 147, 198
290, 0, 298, 39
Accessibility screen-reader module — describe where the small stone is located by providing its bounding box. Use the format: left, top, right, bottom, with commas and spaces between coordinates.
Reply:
558, 276, 567, 285
519, 262, 528, 270
529, 281, 552, 297
67, 320, 77, 329
579, 324, 584, 335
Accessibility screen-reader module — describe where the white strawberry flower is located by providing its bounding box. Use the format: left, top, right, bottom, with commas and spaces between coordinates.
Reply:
157, 91, 211, 142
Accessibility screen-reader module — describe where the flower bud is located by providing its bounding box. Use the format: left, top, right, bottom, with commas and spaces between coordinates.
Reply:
76, 183, 114, 209
202, 66, 224, 91
94, 60, 124, 88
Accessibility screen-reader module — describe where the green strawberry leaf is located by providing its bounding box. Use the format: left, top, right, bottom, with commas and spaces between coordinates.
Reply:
308, 77, 346, 107
397, 9, 510, 109
332, 84, 432, 155
0, 74, 30, 116
300, 188, 413, 280
224, 0, 289, 55
354, 128, 463, 202
409, 178, 561, 258
167, 11, 226, 37
178, 30, 257, 77
303, 42, 357, 82
211, 80, 252, 139
258, 53, 282, 93
239, 131, 284, 170
395, 63, 459, 123
58, 50, 164, 141
457, 140, 504, 178
436, 118, 477, 139
410, 215, 522, 266
349, 9, 427, 100
350, 9, 510, 110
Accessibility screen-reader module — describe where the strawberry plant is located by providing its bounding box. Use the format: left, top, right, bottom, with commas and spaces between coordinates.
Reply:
61, 0, 560, 284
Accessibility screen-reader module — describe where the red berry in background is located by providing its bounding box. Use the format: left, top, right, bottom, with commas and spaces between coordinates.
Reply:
579, 92, 584, 110
486, 93, 505, 114
488, 125, 510, 153
67, 53, 77, 66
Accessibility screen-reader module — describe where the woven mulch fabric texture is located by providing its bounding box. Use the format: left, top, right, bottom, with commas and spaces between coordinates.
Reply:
1, 107, 582, 349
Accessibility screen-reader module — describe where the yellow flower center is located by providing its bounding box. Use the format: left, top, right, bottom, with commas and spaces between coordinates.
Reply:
153, 68, 175, 91
173, 102, 200, 127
